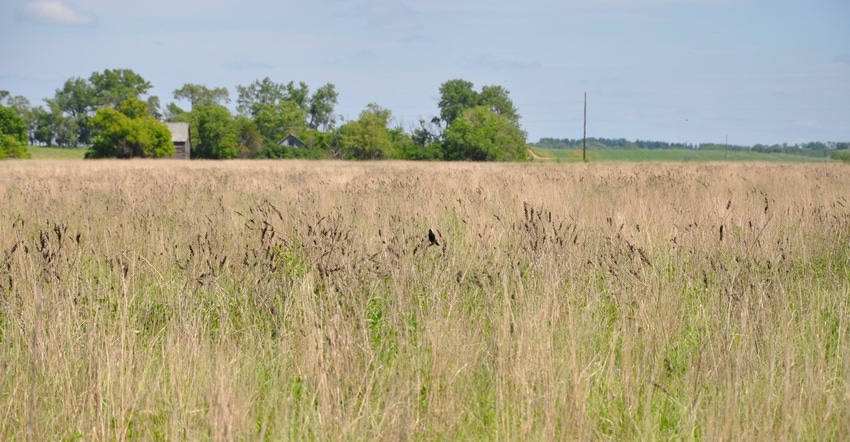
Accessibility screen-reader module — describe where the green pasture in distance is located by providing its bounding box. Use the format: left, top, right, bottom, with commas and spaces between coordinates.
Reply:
27, 146, 88, 160
530, 147, 834, 163
20, 145, 838, 163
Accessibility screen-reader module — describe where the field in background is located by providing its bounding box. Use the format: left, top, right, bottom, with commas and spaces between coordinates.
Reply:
24, 145, 838, 162
529, 147, 835, 163
25, 146, 88, 160
1, 160, 848, 440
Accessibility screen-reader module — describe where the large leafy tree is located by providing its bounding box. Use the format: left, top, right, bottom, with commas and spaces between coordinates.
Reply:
437, 79, 479, 128
286, 81, 310, 111
3, 94, 35, 144
237, 78, 338, 132
308, 83, 339, 131
479, 85, 520, 124
437, 79, 520, 128
236, 77, 286, 117
442, 106, 528, 161
89, 69, 152, 108
397, 118, 443, 160
86, 98, 173, 159
338, 103, 394, 160
32, 107, 56, 146
47, 98, 80, 147
175, 105, 265, 159
0, 105, 28, 145
0, 105, 31, 158
253, 100, 306, 144
173, 83, 230, 110
185, 105, 240, 159
41, 69, 153, 147
52, 77, 94, 119
233, 115, 264, 158
48, 77, 95, 145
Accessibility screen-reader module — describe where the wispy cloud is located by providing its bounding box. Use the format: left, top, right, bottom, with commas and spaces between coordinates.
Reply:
835, 55, 850, 65
20, 0, 95, 25
458, 55, 541, 71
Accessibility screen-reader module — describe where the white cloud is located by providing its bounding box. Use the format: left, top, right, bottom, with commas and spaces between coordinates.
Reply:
21, 0, 95, 26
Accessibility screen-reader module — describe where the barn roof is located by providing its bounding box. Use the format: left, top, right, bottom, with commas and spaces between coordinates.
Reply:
165, 122, 190, 143
278, 133, 305, 148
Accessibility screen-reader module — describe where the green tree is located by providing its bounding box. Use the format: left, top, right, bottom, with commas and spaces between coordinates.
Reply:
0, 105, 28, 145
233, 115, 264, 158
411, 118, 441, 147
174, 105, 265, 159
89, 69, 152, 108
438, 79, 479, 128
86, 98, 173, 158
5, 95, 34, 144
237, 78, 339, 132
49, 100, 78, 148
253, 100, 306, 144
189, 105, 240, 159
308, 83, 339, 131
173, 83, 230, 109
398, 119, 444, 160
832, 150, 850, 163
437, 79, 521, 129
338, 103, 394, 160
0, 105, 31, 158
164, 102, 186, 121
32, 107, 55, 146
146, 96, 161, 117
236, 77, 286, 117
442, 106, 528, 161
49, 77, 95, 145
0, 135, 29, 159
479, 85, 520, 124
285, 81, 310, 112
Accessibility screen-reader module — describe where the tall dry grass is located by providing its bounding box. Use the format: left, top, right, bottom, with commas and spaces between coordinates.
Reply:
0, 160, 848, 440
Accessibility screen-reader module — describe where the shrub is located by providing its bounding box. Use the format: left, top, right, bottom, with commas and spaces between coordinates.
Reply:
831, 150, 850, 163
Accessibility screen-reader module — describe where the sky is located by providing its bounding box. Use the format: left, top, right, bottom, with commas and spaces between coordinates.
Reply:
1, 0, 849, 146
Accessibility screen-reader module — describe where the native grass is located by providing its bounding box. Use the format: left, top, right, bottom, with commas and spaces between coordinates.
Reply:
1, 160, 848, 440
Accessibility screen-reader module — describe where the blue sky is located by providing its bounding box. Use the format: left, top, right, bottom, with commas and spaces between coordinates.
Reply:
2, 0, 849, 145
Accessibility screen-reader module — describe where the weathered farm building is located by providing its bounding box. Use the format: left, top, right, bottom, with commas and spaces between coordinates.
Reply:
277, 133, 305, 148
165, 122, 191, 159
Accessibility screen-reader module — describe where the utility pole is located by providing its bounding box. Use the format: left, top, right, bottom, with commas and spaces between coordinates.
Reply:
583, 92, 587, 162
725, 134, 728, 160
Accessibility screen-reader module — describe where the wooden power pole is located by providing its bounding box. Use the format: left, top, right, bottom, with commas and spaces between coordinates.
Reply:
583, 92, 587, 162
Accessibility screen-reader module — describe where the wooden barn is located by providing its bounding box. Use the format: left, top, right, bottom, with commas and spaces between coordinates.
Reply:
277, 133, 305, 148
165, 122, 191, 159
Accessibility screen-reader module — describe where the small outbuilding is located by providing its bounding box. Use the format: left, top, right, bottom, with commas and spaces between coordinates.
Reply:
277, 133, 305, 148
165, 122, 191, 159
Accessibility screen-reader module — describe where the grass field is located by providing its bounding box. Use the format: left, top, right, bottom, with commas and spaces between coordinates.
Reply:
1, 160, 848, 440
23, 145, 838, 163
25, 146, 88, 160
529, 147, 835, 163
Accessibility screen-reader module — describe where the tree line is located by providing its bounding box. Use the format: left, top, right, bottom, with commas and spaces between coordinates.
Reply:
0, 69, 528, 161
534, 137, 850, 158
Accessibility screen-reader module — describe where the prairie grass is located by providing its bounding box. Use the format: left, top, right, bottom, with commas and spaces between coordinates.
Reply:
0, 160, 848, 440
